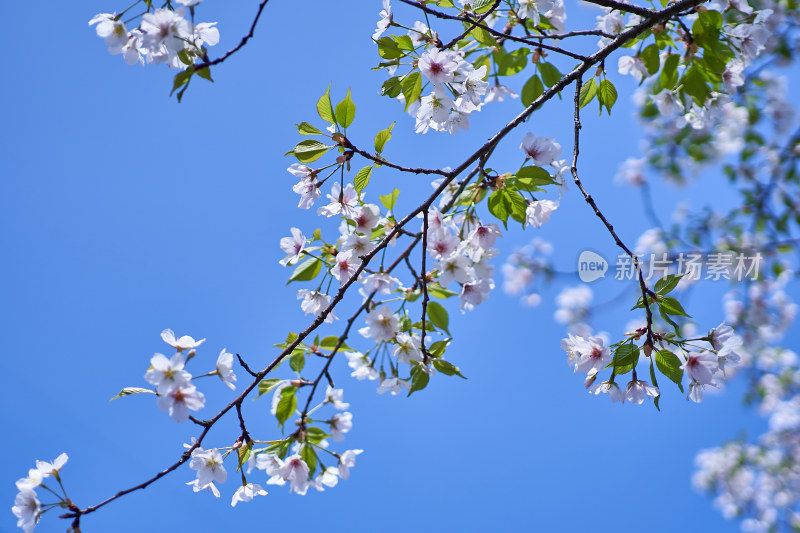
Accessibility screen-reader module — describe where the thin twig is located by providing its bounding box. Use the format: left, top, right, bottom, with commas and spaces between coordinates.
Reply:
192, 0, 271, 70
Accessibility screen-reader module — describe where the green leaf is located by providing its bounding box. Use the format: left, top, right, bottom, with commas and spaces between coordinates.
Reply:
377, 36, 405, 59
659, 296, 691, 317
381, 77, 403, 98
319, 335, 352, 352
655, 349, 684, 392
472, 26, 496, 46
487, 190, 509, 226
334, 89, 356, 128
256, 378, 283, 399
655, 274, 683, 296
610, 344, 640, 375
391, 34, 415, 51
291, 140, 330, 164
513, 166, 555, 190
428, 340, 449, 357
263, 439, 292, 459
649, 358, 661, 411
110, 387, 155, 401
275, 386, 297, 427
433, 358, 467, 378
316, 85, 336, 125
505, 190, 527, 224
296, 122, 323, 135
640, 44, 660, 76
495, 47, 529, 76
290, 350, 305, 373
354, 165, 373, 193
305, 427, 330, 444
195, 67, 213, 82
408, 364, 430, 396
521, 74, 544, 107
379, 188, 400, 210
426, 301, 450, 333
539, 62, 563, 88
402, 72, 422, 111
597, 79, 617, 115
681, 66, 709, 106
374, 122, 395, 153
427, 283, 457, 299
579, 78, 597, 109
236, 443, 252, 473
288, 257, 322, 283
301, 444, 318, 477
660, 53, 680, 90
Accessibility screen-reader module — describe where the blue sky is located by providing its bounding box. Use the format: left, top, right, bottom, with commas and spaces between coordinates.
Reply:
1, 1, 789, 532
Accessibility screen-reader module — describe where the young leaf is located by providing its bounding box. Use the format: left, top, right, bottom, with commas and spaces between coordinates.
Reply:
290, 350, 306, 373
296, 122, 323, 135
654, 274, 683, 296
539, 62, 563, 88
287, 257, 322, 283
354, 165, 373, 193
521, 74, 544, 107
432, 358, 467, 379
379, 188, 400, 210
316, 84, 336, 125
579, 78, 597, 109
256, 378, 283, 399
655, 349, 684, 392
597, 79, 618, 115
374, 122, 395, 153
275, 387, 297, 427
291, 140, 329, 164
659, 296, 692, 317
426, 301, 450, 333
402, 72, 422, 111
335, 88, 356, 128
110, 387, 156, 401
408, 364, 430, 396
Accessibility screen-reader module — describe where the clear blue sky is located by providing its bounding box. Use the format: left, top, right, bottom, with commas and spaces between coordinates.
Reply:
1, 2, 786, 532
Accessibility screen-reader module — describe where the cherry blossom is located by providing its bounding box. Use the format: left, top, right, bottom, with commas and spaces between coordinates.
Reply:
231, 483, 268, 506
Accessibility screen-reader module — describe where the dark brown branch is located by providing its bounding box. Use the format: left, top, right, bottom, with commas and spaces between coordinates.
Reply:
236, 353, 258, 378
342, 142, 449, 176
569, 78, 655, 347
582, 0, 657, 18
419, 210, 430, 362
192, 0, 270, 70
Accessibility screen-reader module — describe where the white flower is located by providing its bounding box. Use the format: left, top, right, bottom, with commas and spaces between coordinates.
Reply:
408, 20, 429, 46
393, 333, 423, 365
346, 351, 379, 380
193, 22, 220, 47
373, 0, 393, 40
231, 483, 267, 506
292, 178, 321, 209
651, 90, 682, 116
351, 204, 382, 234
520, 133, 562, 166
572, 337, 612, 375
452, 64, 489, 106
317, 183, 359, 218
361, 272, 399, 294
176, 0, 202, 5
525, 200, 558, 228
341, 233, 375, 257
728, 23, 769, 62
682, 352, 718, 386
331, 250, 360, 284
279, 455, 310, 495
297, 289, 336, 323
329, 412, 353, 442
279, 227, 306, 266
377, 376, 410, 395
89, 13, 129, 54
614, 157, 646, 186
624, 380, 660, 404
418, 48, 459, 84
518, 0, 555, 26
157, 382, 205, 422
435, 253, 471, 287
338, 449, 364, 480
417, 85, 457, 127
140, 8, 192, 54
460, 279, 492, 312
15, 469, 43, 492
469, 224, 502, 250
190, 448, 227, 487
484, 85, 518, 103
216, 349, 237, 390
160, 328, 206, 351
315, 467, 340, 489
360, 305, 399, 342
427, 228, 460, 259
589, 381, 624, 403
186, 478, 220, 497
12, 489, 40, 533
34, 453, 68, 479
618, 55, 648, 82
325, 386, 350, 410
145, 352, 191, 394
722, 59, 745, 94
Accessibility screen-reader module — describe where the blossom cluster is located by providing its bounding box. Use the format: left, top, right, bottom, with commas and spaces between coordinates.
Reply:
12, 454, 69, 533
89, 0, 219, 68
